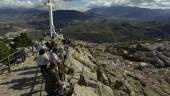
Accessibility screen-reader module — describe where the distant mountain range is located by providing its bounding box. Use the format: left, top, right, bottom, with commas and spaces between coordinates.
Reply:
0, 8, 45, 22
0, 8, 98, 25
29, 10, 100, 29
0, 8, 44, 15
0, 6, 170, 23
32, 10, 97, 23
87, 6, 170, 22
1, 6, 170, 42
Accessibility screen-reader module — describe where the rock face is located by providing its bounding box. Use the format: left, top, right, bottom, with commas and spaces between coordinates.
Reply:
63, 41, 170, 96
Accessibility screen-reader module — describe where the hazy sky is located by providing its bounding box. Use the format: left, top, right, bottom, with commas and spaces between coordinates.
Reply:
0, 0, 170, 11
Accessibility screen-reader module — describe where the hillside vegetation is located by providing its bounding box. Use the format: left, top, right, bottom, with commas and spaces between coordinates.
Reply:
63, 22, 170, 43
0, 41, 11, 60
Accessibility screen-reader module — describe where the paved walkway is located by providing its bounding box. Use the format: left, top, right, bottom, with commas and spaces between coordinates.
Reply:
0, 56, 47, 96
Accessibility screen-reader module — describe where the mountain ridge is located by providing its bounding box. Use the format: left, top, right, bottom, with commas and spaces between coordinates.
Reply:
87, 6, 170, 21
1, 6, 170, 23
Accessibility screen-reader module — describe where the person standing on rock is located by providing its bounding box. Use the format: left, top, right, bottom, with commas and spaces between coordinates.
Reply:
37, 48, 49, 76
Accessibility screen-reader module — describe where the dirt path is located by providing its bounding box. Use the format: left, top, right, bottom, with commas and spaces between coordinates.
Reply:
0, 56, 47, 96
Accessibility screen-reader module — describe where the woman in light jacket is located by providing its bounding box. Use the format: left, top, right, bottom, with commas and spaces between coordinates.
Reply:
37, 48, 49, 76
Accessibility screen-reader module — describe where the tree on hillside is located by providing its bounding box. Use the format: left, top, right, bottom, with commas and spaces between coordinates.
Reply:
13, 33, 31, 48
0, 41, 11, 60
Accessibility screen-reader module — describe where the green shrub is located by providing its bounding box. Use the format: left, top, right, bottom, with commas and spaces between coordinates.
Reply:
0, 42, 11, 60
14, 33, 31, 48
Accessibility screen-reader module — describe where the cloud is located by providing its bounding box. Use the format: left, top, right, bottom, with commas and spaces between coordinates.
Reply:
127, 0, 170, 9
88, 0, 170, 9
0, 0, 71, 9
0, 0, 170, 10
0, 0, 45, 8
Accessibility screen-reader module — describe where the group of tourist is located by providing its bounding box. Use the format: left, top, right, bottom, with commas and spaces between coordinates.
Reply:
36, 36, 70, 96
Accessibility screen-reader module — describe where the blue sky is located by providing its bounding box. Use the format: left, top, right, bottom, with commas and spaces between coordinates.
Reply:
0, 0, 170, 11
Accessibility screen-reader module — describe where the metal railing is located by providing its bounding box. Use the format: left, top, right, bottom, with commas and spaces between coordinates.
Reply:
0, 49, 26, 74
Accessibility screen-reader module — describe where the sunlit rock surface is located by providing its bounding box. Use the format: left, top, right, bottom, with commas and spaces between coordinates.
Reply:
63, 41, 170, 96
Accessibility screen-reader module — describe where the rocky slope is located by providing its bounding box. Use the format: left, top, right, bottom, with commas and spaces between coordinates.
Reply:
0, 39, 170, 96
63, 41, 170, 96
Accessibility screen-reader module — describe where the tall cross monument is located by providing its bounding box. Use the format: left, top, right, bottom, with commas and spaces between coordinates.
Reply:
47, 0, 56, 37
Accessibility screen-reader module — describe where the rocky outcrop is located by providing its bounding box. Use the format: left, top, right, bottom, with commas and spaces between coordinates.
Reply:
157, 52, 170, 67
63, 41, 170, 96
